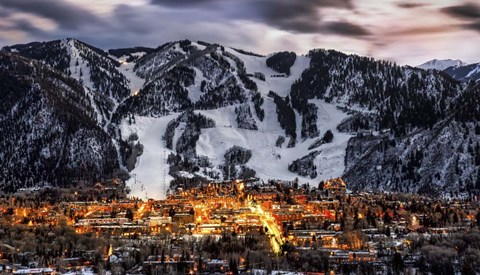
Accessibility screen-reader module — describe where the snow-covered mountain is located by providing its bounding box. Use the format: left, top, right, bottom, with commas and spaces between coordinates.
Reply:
0, 52, 119, 191
417, 59, 466, 71
2, 38, 133, 127
443, 62, 480, 82
415, 58, 480, 83
1, 38, 480, 198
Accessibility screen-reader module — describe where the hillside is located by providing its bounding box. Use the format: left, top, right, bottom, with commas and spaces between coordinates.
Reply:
0, 52, 119, 191
443, 62, 480, 82
1, 38, 480, 198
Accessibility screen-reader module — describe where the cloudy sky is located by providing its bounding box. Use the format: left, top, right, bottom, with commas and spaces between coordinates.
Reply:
0, 0, 479, 65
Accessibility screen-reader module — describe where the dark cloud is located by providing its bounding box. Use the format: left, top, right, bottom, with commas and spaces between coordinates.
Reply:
465, 21, 480, 32
0, 7, 10, 17
324, 21, 371, 37
0, 18, 57, 46
442, 3, 480, 20
441, 3, 480, 33
0, 0, 103, 29
0, 19, 44, 36
152, 0, 352, 9
12, 20, 48, 37
151, 0, 354, 34
112, 5, 160, 35
254, 0, 325, 33
99, 4, 259, 50
249, 0, 356, 34
397, 2, 426, 9
151, 0, 217, 7
1, 0, 475, 67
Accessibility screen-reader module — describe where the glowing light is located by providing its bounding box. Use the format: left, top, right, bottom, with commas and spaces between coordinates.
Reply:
107, 245, 113, 257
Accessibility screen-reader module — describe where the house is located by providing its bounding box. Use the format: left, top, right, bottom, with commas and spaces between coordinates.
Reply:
323, 178, 347, 195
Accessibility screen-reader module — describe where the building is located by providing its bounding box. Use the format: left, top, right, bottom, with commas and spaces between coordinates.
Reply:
323, 178, 347, 195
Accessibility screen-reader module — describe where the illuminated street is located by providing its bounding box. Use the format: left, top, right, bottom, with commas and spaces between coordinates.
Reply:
249, 203, 284, 254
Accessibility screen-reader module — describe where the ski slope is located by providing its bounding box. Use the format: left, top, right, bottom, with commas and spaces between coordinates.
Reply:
309, 99, 352, 179
121, 99, 351, 199
120, 114, 179, 200
226, 48, 311, 97
196, 99, 351, 185
119, 47, 352, 199
117, 55, 145, 95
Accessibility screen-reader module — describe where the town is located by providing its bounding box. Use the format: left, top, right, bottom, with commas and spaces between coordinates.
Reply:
0, 178, 479, 274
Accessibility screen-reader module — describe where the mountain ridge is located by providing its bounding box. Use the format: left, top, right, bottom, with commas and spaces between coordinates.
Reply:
443, 62, 480, 82
1, 38, 479, 198
417, 58, 467, 71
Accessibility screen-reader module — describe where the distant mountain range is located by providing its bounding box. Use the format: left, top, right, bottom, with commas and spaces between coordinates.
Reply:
443, 63, 480, 82
1, 38, 479, 198
417, 59, 467, 71
417, 59, 480, 82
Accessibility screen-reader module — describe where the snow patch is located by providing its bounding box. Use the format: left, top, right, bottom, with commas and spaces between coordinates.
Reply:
226, 48, 311, 97
116, 56, 145, 94
195, 99, 351, 185
121, 114, 180, 200
417, 59, 466, 71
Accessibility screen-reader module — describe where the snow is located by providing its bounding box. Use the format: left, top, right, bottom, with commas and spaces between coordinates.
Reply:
192, 41, 207, 51
13, 268, 56, 274
121, 99, 351, 200
196, 99, 351, 186
63, 39, 95, 91
120, 114, 179, 200
416, 59, 466, 71
83, 86, 104, 125
225, 48, 311, 97
134, 44, 183, 82
259, 98, 283, 131
63, 267, 96, 275
187, 67, 207, 103
310, 99, 352, 179
40, 147, 51, 158
466, 64, 480, 78
117, 57, 145, 95
132, 51, 147, 58
62, 39, 107, 125
119, 47, 352, 198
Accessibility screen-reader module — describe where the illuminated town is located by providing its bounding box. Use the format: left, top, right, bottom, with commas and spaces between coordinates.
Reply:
0, 178, 478, 274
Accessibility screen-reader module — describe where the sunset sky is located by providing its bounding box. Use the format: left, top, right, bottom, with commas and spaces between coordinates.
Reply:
0, 0, 479, 66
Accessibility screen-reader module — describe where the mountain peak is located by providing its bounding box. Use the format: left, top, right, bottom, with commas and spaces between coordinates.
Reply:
416, 59, 467, 71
